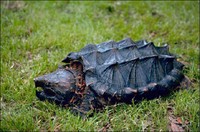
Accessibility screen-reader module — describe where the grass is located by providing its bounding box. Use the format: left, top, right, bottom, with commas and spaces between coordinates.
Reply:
1, 1, 199, 131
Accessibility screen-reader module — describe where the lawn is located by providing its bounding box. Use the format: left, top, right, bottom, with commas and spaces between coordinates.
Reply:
1, 1, 199, 131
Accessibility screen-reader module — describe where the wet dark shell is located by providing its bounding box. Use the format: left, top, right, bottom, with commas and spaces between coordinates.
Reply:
62, 38, 184, 102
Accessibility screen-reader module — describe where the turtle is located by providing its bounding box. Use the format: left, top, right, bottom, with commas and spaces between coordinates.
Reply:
34, 38, 189, 117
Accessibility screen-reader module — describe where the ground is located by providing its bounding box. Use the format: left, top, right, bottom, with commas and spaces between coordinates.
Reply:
0, 1, 199, 131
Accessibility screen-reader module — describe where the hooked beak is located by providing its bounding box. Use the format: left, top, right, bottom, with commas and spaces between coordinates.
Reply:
34, 68, 77, 105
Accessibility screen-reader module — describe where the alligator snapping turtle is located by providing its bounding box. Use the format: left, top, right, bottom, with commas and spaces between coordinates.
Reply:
34, 38, 189, 116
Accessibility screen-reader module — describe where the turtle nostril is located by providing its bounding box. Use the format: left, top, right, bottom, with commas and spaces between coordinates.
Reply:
34, 77, 45, 87
34, 78, 39, 83
34, 77, 42, 82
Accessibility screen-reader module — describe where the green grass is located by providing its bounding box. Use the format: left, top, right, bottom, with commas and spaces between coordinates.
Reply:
1, 1, 199, 131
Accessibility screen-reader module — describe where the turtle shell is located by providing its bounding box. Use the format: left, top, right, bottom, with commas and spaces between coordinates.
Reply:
62, 38, 184, 102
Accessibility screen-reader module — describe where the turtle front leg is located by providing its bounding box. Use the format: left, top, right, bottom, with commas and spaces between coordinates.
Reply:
70, 88, 102, 118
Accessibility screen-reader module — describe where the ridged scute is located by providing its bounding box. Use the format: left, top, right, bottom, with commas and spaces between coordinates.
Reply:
62, 38, 184, 98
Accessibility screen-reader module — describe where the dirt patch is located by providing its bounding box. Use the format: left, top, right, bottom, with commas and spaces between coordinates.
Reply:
167, 104, 190, 131
1, 1, 25, 11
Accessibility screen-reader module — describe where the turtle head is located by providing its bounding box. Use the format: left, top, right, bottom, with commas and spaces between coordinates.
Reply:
34, 68, 78, 105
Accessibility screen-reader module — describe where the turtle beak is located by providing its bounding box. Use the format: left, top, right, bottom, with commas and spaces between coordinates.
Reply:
34, 74, 57, 101
34, 68, 77, 105
34, 76, 45, 88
